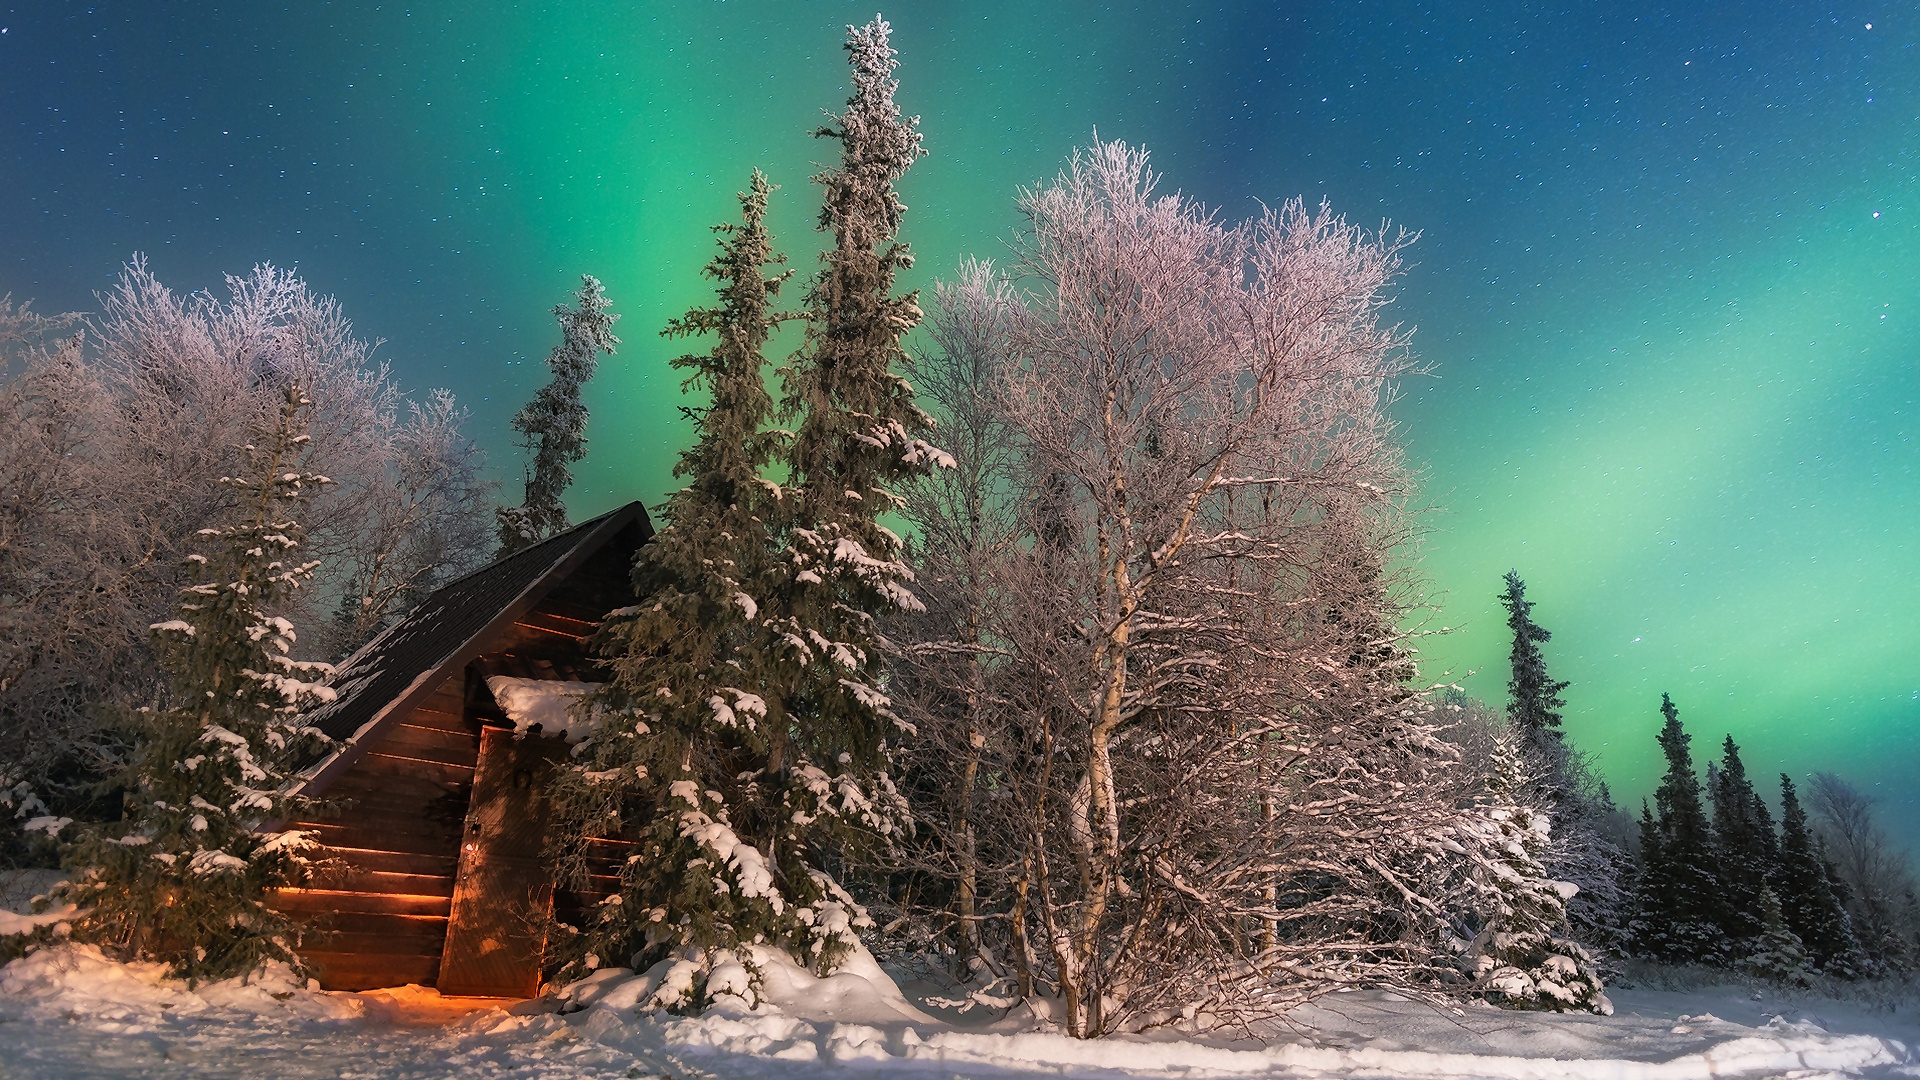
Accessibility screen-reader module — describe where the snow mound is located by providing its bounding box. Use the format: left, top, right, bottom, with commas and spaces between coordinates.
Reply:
556, 941, 932, 1028
0, 943, 364, 1025
485, 676, 603, 742
751, 941, 935, 1026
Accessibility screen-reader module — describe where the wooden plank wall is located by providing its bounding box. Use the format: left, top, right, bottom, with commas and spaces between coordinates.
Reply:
505, 534, 640, 934
552, 837, 632, 944
272, 673, 477, 991
485, 531, 638, 668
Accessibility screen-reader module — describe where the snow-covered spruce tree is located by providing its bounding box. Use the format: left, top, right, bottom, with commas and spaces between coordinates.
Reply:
1747, 885, 1814, 985
759, 16, 941, 966
1775, 774, 1866, 977
497, 275, 619, 555
61, 385, 335, 983
1491, 574, 1628, 963
1708, 735, 1778, 951
1453, 733, 1609, 1013
550, 172, 812, 998
1632, 694, 1725, 963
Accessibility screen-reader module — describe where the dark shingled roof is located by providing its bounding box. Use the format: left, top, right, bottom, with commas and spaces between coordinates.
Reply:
291, 502, 651, 796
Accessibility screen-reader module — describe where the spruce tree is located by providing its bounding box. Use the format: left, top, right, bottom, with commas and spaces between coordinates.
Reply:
1499, 571, 1569, 758
1493, 579, 1628, 962
1746, 885, 1814, 985
1708, 735, 1777, 948
555, 172, 805, 994
497, 275, 619, 554
761, 15, 942, 956
1775, 774, 1865, 976
1629, 799, 1676, 956
1641, 693, 1724, 962
63, 385, 334, 983
1459, 734, 1610, 1013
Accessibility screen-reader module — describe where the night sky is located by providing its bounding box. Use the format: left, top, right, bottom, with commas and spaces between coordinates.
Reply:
4, 2, 1916, 852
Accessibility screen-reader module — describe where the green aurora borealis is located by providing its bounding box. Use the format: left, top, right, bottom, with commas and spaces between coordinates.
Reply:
4, 2, 1917, 848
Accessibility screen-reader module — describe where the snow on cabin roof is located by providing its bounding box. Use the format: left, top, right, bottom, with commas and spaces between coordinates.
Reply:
289, 501, 651, 796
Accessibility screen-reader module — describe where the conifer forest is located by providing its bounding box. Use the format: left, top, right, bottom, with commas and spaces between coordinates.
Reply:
1, 5, 1917, 1076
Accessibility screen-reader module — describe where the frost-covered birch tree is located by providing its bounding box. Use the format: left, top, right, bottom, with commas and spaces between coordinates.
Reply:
61, 385, 335, 983
1003, 143, 1416, 1035
2, 319, 123, 839
1806, 772, 1920, 974
887, 260, 1025, 974
328, 389, 497, 656
891, 140, 1526, 1036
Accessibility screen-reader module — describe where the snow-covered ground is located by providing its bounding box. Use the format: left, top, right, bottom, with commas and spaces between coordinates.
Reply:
1, 876, 1914, 1079
0, 941, 1914, 1079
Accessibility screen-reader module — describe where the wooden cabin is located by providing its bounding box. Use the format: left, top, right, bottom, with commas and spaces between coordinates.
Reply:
272, 502, 652, 996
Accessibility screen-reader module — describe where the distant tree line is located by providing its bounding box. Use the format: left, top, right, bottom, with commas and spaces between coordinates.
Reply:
1631, 692, 1919, 981
1488, 575, 1919, 984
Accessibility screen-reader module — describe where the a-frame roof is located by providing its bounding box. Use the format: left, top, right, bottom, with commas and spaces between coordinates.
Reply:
291, 501, 651, 798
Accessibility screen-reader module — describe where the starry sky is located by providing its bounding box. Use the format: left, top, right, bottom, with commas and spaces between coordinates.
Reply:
4, 2, 1916, 852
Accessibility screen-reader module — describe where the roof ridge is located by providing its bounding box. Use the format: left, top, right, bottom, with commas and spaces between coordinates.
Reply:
323, 501, 643, 675
422, 501, 639, 595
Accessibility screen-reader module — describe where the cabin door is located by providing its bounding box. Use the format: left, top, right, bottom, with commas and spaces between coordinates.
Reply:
437, 727, 568, 997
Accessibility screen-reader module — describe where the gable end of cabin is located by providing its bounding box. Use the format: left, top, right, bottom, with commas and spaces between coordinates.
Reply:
269, 504, 650, 994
